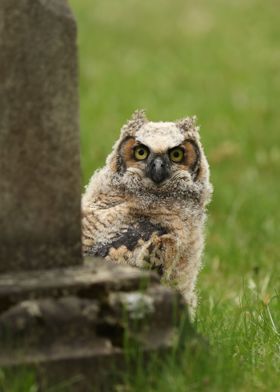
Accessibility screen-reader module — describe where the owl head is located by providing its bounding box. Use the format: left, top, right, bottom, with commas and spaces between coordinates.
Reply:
107, 110, 212, 205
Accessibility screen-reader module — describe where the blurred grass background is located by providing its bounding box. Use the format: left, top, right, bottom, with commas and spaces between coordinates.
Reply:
69, 0, 280, 390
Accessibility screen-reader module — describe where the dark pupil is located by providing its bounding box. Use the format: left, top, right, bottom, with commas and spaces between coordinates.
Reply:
173, 151, 180, 158
138, 149, 145, 155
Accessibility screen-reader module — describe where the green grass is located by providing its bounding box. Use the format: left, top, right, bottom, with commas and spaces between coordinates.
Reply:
69, 0, 279, 390
2, 0, 279, 390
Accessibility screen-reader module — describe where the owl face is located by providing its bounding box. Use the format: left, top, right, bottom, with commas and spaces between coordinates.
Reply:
108, 111, 211, 203
118, 123, 200, 184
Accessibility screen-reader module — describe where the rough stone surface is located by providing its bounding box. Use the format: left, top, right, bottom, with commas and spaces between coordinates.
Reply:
0, 259, 158, 313
0, 0, 81, 272
0, 260, 194, 391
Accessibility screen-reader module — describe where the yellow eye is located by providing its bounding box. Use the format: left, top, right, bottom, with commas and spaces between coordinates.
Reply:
169, 147, 184, 163
134, 145, 149, 160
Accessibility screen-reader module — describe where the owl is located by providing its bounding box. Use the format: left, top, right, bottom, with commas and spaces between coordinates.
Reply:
82, 110, 212, 315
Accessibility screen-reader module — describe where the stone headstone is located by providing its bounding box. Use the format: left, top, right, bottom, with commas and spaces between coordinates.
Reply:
0, 0, 81, 272
0, 1, 197, 390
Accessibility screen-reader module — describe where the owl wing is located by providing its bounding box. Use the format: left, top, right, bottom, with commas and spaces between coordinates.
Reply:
84, 218, 167, 258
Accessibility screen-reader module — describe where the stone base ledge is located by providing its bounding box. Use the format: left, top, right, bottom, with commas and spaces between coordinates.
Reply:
0, 258, 194, 390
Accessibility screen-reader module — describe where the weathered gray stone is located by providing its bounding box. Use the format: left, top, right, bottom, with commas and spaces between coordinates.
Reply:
0, 260, 179, 348
0, 259, 158, 313
0, 0, 81, 272
0, 260, 194, 392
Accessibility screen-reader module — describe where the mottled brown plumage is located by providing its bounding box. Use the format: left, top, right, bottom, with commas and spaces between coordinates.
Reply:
82, 110, 212, 315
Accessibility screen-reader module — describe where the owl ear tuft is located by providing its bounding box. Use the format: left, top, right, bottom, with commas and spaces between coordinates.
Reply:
121, 109, 148, 137
176, 116, 200, 135
131, 109, 147, 123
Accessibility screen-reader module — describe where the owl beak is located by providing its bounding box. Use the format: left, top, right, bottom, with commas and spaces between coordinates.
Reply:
147, 155, 170, 184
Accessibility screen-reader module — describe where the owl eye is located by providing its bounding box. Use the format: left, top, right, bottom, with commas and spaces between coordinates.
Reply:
134, 145, 149, 160
169, 147, 184, 163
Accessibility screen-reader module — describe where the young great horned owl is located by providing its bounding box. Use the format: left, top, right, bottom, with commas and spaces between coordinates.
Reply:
82, 110, 212, 314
